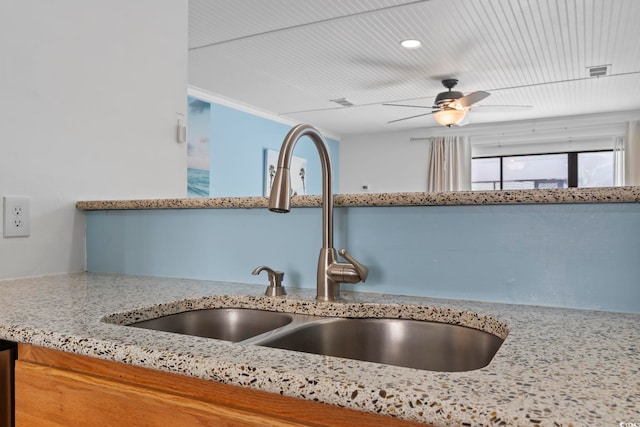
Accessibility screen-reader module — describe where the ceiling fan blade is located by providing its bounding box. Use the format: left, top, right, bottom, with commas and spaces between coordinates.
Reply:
383, 103, 434, 109
387, 112, 434, 124
470, 105, 533, 113
451, 90, 490, 108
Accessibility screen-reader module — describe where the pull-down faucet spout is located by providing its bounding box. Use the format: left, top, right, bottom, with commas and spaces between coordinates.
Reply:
268, 124, 367, 301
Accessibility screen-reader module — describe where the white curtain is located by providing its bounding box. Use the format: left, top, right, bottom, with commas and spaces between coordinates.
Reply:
625, 120, 640, 186
613, 136, 625, 186
426, 136, 471, 192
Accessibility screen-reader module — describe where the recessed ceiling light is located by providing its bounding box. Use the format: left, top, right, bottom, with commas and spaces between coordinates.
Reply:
400, 39, 422, 49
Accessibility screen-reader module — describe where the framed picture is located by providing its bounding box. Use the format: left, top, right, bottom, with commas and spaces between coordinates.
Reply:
264, 149, 307, 197
187, 97, 211, 198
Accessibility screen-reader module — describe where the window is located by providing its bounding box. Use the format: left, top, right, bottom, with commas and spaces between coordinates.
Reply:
471, 157, 500, 190
503, 154, 568, 189
472, 150, 614, 190
577, 151, 614, 187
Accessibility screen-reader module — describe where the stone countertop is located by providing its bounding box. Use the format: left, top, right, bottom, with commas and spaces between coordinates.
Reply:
75, 187, 640, 211
1, 273, 639, 426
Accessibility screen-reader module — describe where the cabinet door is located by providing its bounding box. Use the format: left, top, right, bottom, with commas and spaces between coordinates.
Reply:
16, 360, 300, 427
15, 345, 427, 427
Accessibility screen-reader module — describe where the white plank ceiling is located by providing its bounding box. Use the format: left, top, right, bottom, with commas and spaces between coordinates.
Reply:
188, 0, 640, 136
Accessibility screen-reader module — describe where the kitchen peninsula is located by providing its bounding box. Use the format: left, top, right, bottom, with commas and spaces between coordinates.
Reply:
2, 187, 638, 425
1, 272, 638, 425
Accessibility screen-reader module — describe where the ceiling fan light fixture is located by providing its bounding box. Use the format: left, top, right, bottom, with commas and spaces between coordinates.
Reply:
433, 108, 466, 127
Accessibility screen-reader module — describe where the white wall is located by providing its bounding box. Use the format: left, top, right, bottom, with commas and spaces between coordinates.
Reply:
339, 129, 429, 194
0, 0, 188, 279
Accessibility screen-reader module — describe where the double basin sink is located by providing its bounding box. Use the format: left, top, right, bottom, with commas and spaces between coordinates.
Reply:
126, 307, 505, 372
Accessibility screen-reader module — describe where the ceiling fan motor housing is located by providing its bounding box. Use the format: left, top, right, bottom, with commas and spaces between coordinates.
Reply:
435, 90, 463, 106
435, 78, 463, 106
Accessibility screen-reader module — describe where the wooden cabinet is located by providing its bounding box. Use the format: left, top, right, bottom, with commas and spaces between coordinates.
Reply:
15, 344, 428, 427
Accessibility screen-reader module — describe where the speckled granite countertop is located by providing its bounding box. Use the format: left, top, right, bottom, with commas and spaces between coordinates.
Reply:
1, 273, 638, 426
75, 187, 640, 210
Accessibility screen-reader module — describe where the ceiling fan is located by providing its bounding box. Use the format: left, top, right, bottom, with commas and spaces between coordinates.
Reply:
384, 79, 531, 127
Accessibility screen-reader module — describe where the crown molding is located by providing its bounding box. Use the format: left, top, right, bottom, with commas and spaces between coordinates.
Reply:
187, 86, 341, 141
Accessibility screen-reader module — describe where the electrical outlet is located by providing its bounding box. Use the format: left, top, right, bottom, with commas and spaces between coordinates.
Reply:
3, 196, 30, 238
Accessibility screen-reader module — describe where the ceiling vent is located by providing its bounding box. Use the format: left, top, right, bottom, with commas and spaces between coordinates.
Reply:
330, 98, 354, 107
588, 65, 609, 78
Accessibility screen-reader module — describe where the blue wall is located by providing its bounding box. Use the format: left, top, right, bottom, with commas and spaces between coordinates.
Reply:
86, 202, 640, 313
204, 101, 339, 197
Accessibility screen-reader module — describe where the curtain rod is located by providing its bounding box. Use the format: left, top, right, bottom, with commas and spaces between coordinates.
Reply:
410, 120, 628, 142
407, 110, 639, 142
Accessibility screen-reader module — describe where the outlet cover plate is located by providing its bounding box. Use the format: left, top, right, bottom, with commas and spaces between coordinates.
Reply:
3, 196, 30, 237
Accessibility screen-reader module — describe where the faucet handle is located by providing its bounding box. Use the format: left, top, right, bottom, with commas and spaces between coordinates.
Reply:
338, 249, 368, 283
252, 265, 286, 296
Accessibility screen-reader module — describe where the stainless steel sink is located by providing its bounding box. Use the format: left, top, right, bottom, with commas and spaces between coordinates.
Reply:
128, 308, 293, 343
254, 318, 504, 372
123, 307, 505, 372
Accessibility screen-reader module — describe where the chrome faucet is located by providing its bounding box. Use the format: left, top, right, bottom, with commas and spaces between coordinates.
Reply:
268, 124, 368, 301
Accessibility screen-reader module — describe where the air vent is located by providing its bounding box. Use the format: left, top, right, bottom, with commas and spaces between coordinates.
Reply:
330, 98, 354, 107
588, 65, 609, 78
